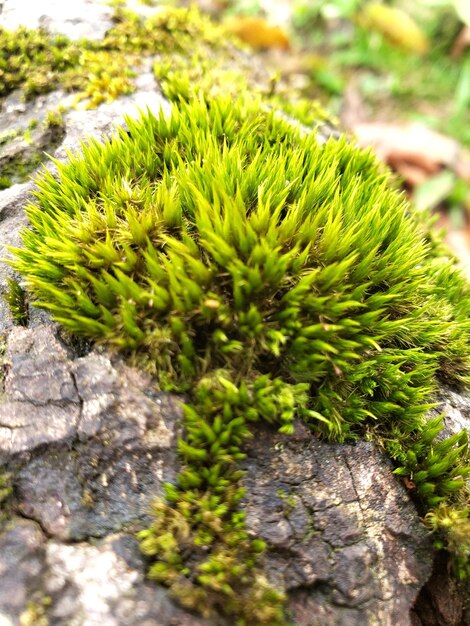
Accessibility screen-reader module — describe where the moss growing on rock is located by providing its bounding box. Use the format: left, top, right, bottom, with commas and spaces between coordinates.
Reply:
0, 116, 66, 189
0, 2, 329, 133
9, 94, 470, 621
0, 6, 231, 107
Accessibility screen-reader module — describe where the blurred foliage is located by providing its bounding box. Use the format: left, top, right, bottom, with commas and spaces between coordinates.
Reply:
220, 0, 470, 146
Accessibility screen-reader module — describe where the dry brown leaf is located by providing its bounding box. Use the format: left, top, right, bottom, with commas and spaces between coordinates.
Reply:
353, 121, 470, 185
224, 16, 291, 50
452, 25, 470, 59
388, 160, 432, 187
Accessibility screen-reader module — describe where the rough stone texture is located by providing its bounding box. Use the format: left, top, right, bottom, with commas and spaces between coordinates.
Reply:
0, 325, 438, 626
0, 518, 215, 626
1, 1, 469, 624
410, 554, 468, 626
0, 0, 114, 40
1, 325, 180, 542
0, 519, 47, 622
1, 331, 468, 625
242, 422, 433, 626
436, 385, 470, 439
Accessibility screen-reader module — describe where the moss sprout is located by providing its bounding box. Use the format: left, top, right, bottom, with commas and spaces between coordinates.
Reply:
0, 471, 13, 525
424, 505, 470, 579
45, 108, 65, 130
4, 278, 29, 326
19, 595, 52, 626
0, 176, 13, 190
9, 94, 470, 622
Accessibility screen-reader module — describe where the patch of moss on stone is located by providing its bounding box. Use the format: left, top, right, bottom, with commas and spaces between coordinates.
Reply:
0, 128, 22, 146
3, 1, 470, 620
9, 93, 470, 622
0, 6, 234, 108
0, 152, 45, 187
0, 104, 69, 189
0, 175, 13, 190
0, 27, 80, 98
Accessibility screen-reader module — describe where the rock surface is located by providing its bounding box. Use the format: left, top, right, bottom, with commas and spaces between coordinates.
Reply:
0, 324, 436, 626
0, 1, 469, 625
0, 0, 114, 40
242, 423, 433, 626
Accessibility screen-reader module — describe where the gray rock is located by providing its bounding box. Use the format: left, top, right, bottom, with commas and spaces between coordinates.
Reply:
435, 385, 470, 438
0, 90, 67, 136
0, 0, 114, 40
0, 522, 216, 626
1, 325, 179, 542
241, 421, 433, 626
0, 519, 47, 624
44, 535, 215, 626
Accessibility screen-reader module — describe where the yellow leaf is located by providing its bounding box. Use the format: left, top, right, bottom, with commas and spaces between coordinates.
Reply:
224, 16, 291, 51
358, 3, 429, 54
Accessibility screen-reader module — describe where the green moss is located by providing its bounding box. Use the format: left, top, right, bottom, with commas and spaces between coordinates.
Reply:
1, 152, 46, 187
0, 118, 66, 187
0, 471, 13, 525
19, 595, 51, 626
424, 505, 470, 579
9, 94, 470, 622
4, 278, 29, 326
0, 175, 13, 190
0, 7, 223, 107
0, 27, 81, 98
0, 129, 21, 146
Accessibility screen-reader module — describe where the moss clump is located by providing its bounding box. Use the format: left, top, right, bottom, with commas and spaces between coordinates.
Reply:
0, 116, 66, 188
425, 504, 470, 579
102, 5, 226, 55
0, 27, 81, 98
10, 94, 470, 621
0, 7, 230, 106
4, 278, 29, 326
0, 24, 136, 105
0, 175, 13, 190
